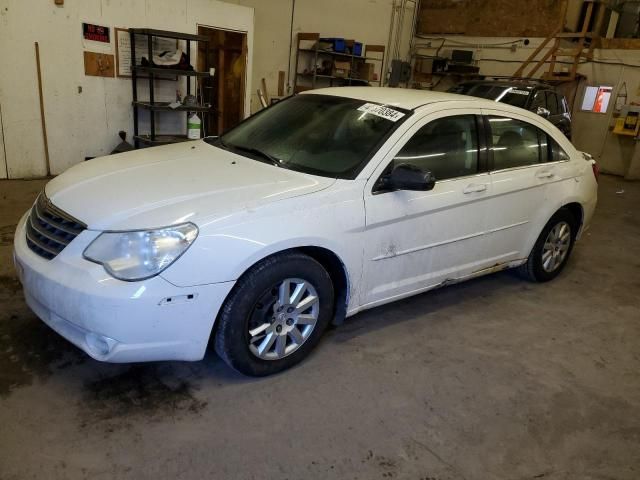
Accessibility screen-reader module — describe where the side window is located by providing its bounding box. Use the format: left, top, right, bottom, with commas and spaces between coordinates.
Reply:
392, 115, 479, 181
545, 92, 560, 115
544, 134, 570, 162
488, 116, 542, 170
530, 91, 546, 110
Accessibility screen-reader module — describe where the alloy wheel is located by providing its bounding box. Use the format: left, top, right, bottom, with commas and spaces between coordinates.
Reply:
541, 221, 571, 273
248, 278, 319, 360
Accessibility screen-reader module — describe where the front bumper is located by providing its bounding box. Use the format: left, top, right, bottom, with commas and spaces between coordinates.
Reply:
13, 213, 234, 362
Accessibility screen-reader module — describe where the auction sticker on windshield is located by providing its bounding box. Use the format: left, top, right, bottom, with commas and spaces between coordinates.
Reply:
358, 103, 405, 122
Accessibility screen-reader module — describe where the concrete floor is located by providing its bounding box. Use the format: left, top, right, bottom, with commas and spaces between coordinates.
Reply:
0, 174, 638, 480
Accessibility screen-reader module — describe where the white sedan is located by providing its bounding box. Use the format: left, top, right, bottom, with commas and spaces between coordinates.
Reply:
13, 87, 598, 376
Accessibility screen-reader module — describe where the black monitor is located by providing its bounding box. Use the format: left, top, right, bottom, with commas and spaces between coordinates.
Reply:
451, 49, 473, 64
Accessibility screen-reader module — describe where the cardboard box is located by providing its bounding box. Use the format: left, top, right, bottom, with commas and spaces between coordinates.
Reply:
356, 62, 375, 81
333, 60, 351, 78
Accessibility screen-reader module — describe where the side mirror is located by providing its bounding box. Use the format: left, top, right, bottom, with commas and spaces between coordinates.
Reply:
383, 163, 436, 191
536, 106, 551, 118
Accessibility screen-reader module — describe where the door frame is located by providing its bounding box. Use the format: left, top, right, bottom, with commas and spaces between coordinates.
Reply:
196, 23, 251, 124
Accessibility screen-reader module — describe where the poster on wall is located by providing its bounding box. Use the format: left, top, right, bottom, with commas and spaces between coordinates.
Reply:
83, 23, 110, 43
581, 86, 613, 114
115, 28, 178, 77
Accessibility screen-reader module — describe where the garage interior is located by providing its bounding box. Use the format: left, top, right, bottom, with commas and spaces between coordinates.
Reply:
0, 0, 639, 478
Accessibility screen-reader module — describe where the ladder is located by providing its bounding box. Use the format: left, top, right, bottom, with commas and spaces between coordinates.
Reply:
514, 0, 607, 81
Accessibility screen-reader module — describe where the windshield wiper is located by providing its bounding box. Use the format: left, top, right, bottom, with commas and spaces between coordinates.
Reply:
223, 141, 283, 167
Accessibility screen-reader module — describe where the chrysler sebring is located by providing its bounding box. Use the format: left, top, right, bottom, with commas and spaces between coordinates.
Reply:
13, 87, 598, 376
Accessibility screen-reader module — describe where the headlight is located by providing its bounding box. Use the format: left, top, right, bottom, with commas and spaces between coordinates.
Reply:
83, 223, 198, 281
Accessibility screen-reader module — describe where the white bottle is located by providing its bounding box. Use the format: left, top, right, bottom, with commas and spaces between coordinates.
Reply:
187, 113, 201, 140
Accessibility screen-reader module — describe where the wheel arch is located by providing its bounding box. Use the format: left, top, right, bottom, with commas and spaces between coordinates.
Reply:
561, 201, 584, 233
214, 245, 351, 335
296, 246, 350, 326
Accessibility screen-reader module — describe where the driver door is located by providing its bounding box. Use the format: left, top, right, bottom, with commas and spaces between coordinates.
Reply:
361, 109, 493, 308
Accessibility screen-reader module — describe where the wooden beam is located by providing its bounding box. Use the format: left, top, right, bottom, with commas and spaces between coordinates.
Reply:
526, 47, 555, 78
34, 42, 50, 176
217, 48, 225, 135
278, 71, 285, 96
514, 33, 557, 77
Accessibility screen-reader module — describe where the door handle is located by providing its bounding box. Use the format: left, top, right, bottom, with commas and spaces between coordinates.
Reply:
536, 170, 554, 179
463, 183, 487, 194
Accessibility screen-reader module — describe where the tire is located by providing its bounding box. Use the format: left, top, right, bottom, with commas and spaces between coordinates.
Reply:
214, 252, 334, 376
518, 208, 578, 283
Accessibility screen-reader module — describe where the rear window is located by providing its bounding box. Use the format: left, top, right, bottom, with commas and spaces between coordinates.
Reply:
462, 84, 531, 109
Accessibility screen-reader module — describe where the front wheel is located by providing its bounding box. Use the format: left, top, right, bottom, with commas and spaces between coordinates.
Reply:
214, 252, 334, 376
518, 209, 578, 282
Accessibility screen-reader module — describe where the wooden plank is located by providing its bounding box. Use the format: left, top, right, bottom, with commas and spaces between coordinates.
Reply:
365, 45, 385, 53
546, 38, 560, 78
298, 32, 320, 41
260, 78, 270, 104
238, 33, 247, 120
526, 47, 555, 78
34, 42, 50, 176
419, 0, 565, 37
599, 37, 640, 49
581, 2, 594, 34
514, 33, 556, 77
217, 48, 225, 135
278, 71, 285, 96
556, 32, 588, 38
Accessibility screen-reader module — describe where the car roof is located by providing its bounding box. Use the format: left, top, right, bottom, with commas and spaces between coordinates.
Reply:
302, 86, 501, 111
301, 86, 555, 125
456, 79, 553, 90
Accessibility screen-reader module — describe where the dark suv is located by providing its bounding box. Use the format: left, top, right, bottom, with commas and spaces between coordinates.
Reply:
448, 80, 572, 139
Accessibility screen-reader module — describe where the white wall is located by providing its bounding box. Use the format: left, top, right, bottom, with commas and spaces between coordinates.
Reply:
0, 0, 254, 178
228, 0, 398, 112
1, 0, 406, 179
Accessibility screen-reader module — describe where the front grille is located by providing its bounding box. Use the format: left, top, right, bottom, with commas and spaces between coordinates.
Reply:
25, 193, 86, 260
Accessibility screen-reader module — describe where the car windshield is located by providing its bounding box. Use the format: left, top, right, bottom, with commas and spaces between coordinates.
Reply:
463, 84, 531, 108
209, 94, 410, 179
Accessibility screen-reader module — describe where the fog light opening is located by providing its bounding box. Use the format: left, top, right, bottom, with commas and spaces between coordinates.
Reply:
85, 333, 113, 356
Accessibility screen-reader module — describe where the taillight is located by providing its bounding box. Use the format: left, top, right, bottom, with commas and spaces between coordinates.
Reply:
592, 162, 600, 183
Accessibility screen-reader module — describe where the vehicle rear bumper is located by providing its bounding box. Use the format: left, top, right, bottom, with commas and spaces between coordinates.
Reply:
578, 189, 597, 239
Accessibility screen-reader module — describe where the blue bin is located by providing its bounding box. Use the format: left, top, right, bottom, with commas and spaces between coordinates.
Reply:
320, 37, 346, 53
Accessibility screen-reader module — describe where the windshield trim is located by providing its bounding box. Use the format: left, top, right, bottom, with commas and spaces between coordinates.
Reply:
206, 94, 414, 180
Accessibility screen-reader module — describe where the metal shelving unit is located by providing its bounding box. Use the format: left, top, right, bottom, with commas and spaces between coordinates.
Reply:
293, 33, 386, 93
130, 28, 212, 148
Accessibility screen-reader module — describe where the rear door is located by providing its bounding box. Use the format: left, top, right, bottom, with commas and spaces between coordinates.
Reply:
480, 109, 575, 263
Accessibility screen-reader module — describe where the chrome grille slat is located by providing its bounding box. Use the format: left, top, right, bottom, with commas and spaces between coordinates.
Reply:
28, 211, 72, 245
25, 192, 86, 260
33, 198, 83, 236
25, 228, 62, 256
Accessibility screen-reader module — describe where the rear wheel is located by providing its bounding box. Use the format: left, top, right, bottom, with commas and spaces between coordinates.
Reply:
214, 252, 334, 376
518, 209, 578, 282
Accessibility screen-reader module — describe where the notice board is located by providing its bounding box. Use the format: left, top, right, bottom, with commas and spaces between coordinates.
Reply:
115, 28, 178, 78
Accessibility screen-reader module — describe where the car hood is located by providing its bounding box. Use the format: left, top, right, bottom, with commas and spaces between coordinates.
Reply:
45, 140, 335, 230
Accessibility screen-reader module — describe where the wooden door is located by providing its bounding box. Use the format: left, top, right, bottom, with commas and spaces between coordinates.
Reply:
197, 26, 247, 136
